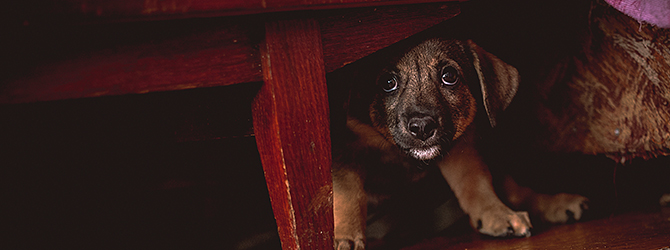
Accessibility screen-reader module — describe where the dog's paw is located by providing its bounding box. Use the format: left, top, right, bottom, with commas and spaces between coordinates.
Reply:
538, 193, 589, 224
473, 205, 532, 237
334, 238, 365, 250
659, 193, 670, 207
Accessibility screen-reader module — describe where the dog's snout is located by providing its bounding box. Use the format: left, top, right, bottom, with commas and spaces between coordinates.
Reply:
407, 115, 437, 141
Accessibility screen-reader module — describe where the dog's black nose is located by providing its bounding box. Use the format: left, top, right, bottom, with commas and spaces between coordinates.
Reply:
408, 116, 437, 141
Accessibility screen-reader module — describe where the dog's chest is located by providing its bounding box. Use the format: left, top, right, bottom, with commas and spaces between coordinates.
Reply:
346, 128, 431, 197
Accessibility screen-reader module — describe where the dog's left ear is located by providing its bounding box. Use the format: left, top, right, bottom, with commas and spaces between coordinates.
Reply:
466, 40, 519, 128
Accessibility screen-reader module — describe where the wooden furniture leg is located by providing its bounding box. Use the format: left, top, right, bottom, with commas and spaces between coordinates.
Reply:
252, 18, 334, 249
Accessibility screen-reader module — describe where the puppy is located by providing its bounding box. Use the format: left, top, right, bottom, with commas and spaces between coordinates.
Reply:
331, 38, 587, 249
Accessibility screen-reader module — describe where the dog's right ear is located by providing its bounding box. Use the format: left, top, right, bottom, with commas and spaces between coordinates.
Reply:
466, 40, 519, 128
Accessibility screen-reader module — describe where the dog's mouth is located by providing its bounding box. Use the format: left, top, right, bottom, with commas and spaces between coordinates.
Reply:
408, 145, 441, 160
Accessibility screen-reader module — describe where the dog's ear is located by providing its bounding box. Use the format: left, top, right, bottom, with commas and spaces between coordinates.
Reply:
466, 40, 519, 128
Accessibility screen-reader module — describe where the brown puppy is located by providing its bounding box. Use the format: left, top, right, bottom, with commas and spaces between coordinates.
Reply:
332, 38, 586, 250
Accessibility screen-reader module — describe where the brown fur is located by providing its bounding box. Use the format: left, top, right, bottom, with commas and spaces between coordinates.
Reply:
332, 39, 577, 250
331, 38, 590, 249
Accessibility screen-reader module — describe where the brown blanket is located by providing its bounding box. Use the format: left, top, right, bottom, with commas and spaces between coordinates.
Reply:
537, 1, 670, 162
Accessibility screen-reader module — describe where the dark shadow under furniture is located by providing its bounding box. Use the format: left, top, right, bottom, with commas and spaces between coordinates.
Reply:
2, 1, 461, 248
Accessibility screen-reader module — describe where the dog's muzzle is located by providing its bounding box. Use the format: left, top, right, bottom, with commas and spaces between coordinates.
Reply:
409, 146, 440, 160
403, 114, 442, 160
407, 116, 437, 141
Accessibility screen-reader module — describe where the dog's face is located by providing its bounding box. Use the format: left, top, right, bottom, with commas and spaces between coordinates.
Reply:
368, 39, 519, 160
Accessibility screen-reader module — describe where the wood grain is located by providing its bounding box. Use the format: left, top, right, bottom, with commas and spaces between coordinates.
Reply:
403, 209, 670, 250
252, 18, 334, 249
1, 18, 264, 104
321, 2, 460, 72
1, 3, 459, 104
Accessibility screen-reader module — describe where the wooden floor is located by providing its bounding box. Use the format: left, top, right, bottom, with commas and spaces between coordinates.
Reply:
404, 207, 670, 250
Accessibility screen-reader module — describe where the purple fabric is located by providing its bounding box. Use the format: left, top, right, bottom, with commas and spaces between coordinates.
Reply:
605, 0, 670, 28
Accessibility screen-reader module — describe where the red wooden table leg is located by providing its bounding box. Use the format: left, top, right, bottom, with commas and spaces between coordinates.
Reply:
252, 18, 334, 250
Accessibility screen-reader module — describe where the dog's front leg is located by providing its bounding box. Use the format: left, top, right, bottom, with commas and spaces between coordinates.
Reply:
333, 167, 366, 250
438, 129, 531, 237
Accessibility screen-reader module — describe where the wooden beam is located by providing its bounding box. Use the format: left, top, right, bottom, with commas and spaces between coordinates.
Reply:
321, 2, 459, 72
0, 3, 459, 104
6, 0, 462, 24
0, 18, 265, 104
252, 18, 333, 249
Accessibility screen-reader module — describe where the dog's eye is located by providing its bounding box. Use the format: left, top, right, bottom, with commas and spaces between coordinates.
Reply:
441, 66, 459, 86
379, 73, 398, 92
